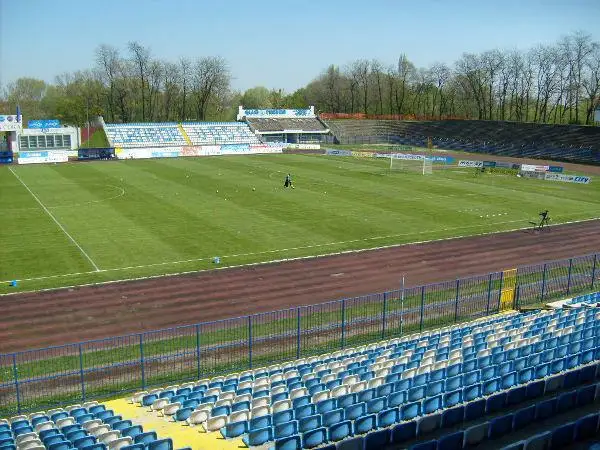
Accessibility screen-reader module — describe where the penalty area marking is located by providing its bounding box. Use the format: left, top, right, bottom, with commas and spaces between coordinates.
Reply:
3, 214, 600, 290
8, 167, 101, 272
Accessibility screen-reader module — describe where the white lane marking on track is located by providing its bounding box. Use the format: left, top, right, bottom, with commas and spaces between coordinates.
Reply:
2, 215, 600, 290
8, 167, 101, 272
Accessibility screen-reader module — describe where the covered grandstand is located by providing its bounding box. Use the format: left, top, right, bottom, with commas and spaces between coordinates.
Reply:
323, 118, 600, 165
239, 106, 329, 148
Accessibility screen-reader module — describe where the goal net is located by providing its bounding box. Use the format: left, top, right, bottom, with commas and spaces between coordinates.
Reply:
389, 154, 433, 175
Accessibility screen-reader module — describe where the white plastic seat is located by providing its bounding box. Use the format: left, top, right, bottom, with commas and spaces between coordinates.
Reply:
130, 391, 148, 405
34, 421, 54, 433
331, 385, 349, 398
65, 405, 82, 413
151, 398, 170, 412
10, 415, 28, 424
56, 417, 75, 428
98, 430, 121, 445
368, 377, 385, 389
204, 387, 221, 397
82, 419, 103, 431
28, 412, 46, 420
271, 400, 292, 414
186, 408, 210, 426
342, 375, 359, 386
46, 408, 64, 417
82, 401, 98, 409
251, 397, 269, 409
214, 399, 232, 408
229, 410, 250, 423
15, 433, 38, 445
271, 386, 287, 396
251, 406, 270, 418
312, 391, 330, 404
292, 387, 309, 399
234, 394, 252, 404
349, 381, 366, 394
89, 425, 111, 437
202, 415, 227, 432
219, 392, 235, 401
161, 402, 181, 417
108, 437, 133, 450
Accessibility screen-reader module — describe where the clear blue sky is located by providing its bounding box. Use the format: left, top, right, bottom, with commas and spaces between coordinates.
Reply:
1, 0, 598, 94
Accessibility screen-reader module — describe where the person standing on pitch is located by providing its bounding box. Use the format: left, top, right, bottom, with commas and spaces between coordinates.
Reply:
284, 173, 294, 188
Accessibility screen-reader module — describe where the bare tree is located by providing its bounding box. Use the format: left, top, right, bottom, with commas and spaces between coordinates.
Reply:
128, 41, 151, 121
191, 56, 230, 121
95, 44, 121, 121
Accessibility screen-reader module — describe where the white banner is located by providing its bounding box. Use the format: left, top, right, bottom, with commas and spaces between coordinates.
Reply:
544, 173, 591, 184
458, 160, 484, 168
521, 164, 549, 173
238, 106, 315, 120
18, 151, 69, 164
284, 143, 321, 150
0, 115, 23, 131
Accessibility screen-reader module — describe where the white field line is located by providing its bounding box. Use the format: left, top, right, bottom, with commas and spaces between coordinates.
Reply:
8, 167, 101, 272
2, 214, 600, 293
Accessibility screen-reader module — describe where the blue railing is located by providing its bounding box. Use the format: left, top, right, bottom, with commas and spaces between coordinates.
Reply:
0, 252, 598, 416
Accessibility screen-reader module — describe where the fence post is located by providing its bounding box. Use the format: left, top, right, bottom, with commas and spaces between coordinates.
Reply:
381, 292, 388, 340
566, 258, 573, 295
196, 324, 201, 380
248, 316, 253, 370
79, 344, 86, 402
486, 273, 493, 316
541, 263, 547, 302
12, 354, 21, 414
420, 286, 425, 332
296, 307, 301, 360
139, 334, 146, 390
514, 285, 520, 310
497, 271, 504, 312
341, 299, 346, 349
454, 280, 460, 323
592, 254, 597, 290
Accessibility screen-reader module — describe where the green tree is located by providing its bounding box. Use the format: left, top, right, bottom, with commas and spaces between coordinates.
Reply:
241, 86, 272, 108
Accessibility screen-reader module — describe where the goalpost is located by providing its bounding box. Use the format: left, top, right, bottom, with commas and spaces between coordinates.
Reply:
389, 153, 433, 175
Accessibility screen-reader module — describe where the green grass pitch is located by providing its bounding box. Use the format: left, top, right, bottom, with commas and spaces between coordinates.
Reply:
1, 154, 599, 294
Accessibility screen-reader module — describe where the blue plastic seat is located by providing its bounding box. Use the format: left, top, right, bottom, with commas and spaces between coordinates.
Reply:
506, 386, 526, 405
73, 436, 96, 449
329, 420, 353, 442
48, 441, 72, 450
409, 440, 436, 450
44, 435, 67, 447
377, 408, 399, 429
273, 410, 294, 425
463, 384, 481, 402
104, 415, 122, 426
298, 415, 321, 434
354, 414, 377, 435
294, 404, 315, 420
365, 429, 390, 450
486, 392, 506, 414
111, 420, 132, 432
121, 426, 143, 439
392, 421, 417, 444
66, 430, 87, 442
513, 405, 536, 431
439, 431, 464, 450
134, 432, 158, 446
445, 375, 462, 392
550, 422, 575, 449
79, 444, 107, 450
220, 420, 248, 439
249, 415, 272, 431
526, 380, 545, 399
441, 405, 464, 428
301, 427, 327, 449
557, 390, 577, 413
417, 413, 441, 436
576, 384, 596, 407
242, 427, 273, 447
401, 401, 421, 421
147, 439, 173, 450
489, 413, 514, 439
39, 429, 60, 440
464, 422, 488, 447
574, 413, 599, 440
366, 396, 387, 414
388, 391, 406, 408
319, 407, 342, 427
338, 393, 357, 409
443, 389, 462, 408
275, 435, 301, 450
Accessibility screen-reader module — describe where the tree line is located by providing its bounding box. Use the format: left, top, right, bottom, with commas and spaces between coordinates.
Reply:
1, 31, 599, 127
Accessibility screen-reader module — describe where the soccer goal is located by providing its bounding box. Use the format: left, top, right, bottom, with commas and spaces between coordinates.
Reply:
389, 154, 433, 175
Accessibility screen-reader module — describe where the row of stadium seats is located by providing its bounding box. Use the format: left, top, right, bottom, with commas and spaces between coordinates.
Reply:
405, 380, 600, 450
0, 402, 182, 450
246, 118, 328, 133
126, 307, 600, 449
324, 119, 600, 164
103, 122, 260, 148
181, 123, 260, 145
